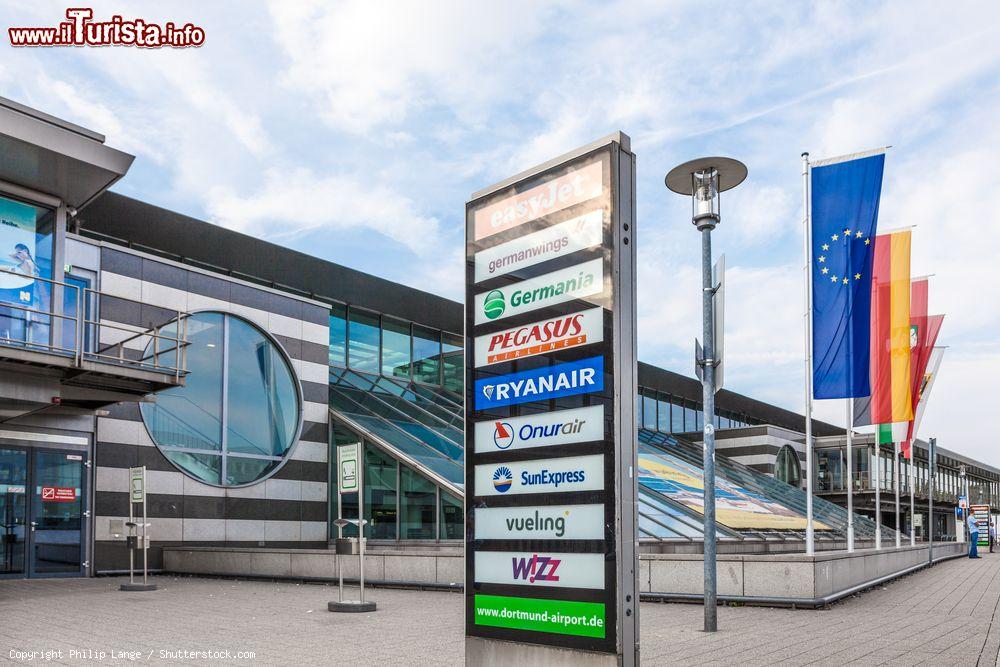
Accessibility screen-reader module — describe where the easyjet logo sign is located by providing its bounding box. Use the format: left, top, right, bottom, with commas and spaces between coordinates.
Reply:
474, 307, 603, 367
473, 161, 603, 241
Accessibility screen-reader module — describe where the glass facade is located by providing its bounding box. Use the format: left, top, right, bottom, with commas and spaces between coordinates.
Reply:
328, 304, 462, 395
636, 388, 755, 435
141, 312, 301, 486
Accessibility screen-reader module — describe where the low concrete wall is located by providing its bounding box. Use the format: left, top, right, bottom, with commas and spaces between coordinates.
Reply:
643, 542, 966, 601
163, 542, 966, 604
163, 546, 464, 587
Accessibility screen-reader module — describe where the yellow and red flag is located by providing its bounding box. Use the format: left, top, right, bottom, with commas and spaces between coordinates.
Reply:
855, 230, 912, 427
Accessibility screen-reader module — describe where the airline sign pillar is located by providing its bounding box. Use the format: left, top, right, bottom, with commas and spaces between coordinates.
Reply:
464, 133, 639, 665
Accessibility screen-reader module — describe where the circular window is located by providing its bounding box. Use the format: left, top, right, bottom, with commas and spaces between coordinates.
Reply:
140, 311, 302, 486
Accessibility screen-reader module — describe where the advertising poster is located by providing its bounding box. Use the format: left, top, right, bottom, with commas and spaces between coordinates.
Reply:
637, 450, 830, 531
464, 134, 638, 660
0, 195, 39, 302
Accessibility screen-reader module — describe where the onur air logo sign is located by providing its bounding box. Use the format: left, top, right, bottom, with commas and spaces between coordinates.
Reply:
473, 258, 604, 325
473, 405, 605, 454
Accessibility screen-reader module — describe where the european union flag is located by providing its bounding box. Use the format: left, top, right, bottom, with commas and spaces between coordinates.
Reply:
811, 152, 884, 399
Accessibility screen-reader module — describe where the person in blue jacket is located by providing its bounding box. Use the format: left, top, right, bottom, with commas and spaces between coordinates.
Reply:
968, 511, 981, 559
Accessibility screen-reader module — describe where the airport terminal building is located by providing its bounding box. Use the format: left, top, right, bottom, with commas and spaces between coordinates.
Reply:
1, 99, 995, 581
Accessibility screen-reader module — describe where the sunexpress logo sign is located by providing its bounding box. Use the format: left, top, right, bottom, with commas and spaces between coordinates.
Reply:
474, 454, 604, 497
475, 356, 604, 410
473, 258, 604, 325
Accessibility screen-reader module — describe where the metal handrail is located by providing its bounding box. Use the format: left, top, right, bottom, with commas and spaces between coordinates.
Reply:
0, 266, 189, 380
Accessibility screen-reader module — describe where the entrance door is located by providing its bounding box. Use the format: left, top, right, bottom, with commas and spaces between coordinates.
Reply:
0, 446, 87, 578
0, 447, 28, 577
28, 449, 87, 577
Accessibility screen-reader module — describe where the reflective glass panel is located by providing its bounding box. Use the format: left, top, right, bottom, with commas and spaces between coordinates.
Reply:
329, 303, 347, 367
412, 324, 441, 385
441, 332, 463, 395
365, 446, 397, 540
226, 317, 299, 457
381, 317, 411, 379
440, 490, 463, 540
400, 465, 436, 540
348, 309, 380, 373
0, 448, 27, 575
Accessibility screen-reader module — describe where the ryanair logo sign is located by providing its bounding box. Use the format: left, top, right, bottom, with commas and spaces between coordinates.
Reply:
475, 356, 603, 410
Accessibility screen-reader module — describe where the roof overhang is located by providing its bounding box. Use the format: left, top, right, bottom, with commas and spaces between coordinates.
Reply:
0, 96, 134, 209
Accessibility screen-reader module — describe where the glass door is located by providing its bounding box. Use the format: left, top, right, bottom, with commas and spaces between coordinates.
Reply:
0, 447, 29, 577
28, 449, 86, 577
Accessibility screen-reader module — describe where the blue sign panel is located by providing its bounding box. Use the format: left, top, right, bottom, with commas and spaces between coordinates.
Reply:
475, 356, 604, 410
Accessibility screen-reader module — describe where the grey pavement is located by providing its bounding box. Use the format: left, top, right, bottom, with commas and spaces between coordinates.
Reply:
1, 550, 999, 666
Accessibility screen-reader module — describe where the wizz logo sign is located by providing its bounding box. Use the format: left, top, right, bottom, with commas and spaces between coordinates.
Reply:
511, 554, 561, 584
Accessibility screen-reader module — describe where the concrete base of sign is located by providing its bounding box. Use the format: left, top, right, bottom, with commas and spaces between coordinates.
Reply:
465, 637, 619, 666
119, 582, 157, 592
328, 600, 376, 613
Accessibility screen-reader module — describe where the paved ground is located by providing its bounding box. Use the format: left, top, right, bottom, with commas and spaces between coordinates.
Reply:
1, 551, 999, 665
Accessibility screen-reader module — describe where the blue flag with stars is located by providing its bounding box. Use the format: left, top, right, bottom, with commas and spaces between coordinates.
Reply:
811, 151, 884, 399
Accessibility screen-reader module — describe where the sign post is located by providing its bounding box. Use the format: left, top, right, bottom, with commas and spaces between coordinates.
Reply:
329, 443, 376, 613
464, 133, 638, 665
120, 466, 155, 592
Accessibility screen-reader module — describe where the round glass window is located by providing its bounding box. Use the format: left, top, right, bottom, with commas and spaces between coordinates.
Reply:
140, 311, 301, 486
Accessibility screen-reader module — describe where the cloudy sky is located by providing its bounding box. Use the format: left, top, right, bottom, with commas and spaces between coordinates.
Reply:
2, 1, 998, 463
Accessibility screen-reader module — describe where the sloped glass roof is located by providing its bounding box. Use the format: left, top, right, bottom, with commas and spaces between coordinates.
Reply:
327, 370, 893, 543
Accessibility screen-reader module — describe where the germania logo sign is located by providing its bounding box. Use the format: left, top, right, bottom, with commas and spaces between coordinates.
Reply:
474, 307, 603, 367
474, 551, 606, 590
475, 356, 603, 410
472, 161, 603, 241
473, 258, 603, 325
492, 466, 513, 493
474, 405, 604, 454
474, 454, 603, 497
473, 209, 603, 283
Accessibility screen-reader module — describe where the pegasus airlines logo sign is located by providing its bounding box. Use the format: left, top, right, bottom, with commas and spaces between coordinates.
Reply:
475, 356, 603, 410
474, 307, 603, 367
472, 161, 603, 241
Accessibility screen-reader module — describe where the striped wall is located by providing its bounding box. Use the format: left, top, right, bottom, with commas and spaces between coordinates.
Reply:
707, 426, 806, 478
92, 245, 331, 572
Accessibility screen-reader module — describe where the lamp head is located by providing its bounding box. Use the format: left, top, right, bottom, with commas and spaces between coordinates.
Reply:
665, 157, 748, 231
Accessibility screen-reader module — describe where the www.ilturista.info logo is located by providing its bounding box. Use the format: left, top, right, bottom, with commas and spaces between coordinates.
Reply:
8, 9, 206, 48
512, 554, 561, 584
492, 466, 513, 493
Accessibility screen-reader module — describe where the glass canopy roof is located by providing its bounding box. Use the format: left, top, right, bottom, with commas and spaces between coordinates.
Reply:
328, 370, 895, 543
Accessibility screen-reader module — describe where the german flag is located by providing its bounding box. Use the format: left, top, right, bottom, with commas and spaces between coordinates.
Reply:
870, 230, 913, 424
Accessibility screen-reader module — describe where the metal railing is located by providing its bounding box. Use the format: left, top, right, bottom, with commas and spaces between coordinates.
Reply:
0, 267, 188, 381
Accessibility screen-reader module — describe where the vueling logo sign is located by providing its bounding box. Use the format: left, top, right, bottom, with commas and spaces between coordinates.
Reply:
483, 290, 505, 320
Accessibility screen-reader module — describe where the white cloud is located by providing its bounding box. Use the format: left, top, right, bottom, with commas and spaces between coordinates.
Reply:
205, 167, 442, 254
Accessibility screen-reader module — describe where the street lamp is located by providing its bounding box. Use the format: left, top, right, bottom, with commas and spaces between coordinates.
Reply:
665, 157, 747, 633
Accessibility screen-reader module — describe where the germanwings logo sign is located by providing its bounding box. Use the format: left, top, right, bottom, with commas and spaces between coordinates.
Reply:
512, 554, 561, 583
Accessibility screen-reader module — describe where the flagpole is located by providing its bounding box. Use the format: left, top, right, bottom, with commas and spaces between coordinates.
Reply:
802, 151, 815, 556
875, 439, 882, 550
910, 452, 916, 546
892, 442, 903, 549
845, 402, 855, 552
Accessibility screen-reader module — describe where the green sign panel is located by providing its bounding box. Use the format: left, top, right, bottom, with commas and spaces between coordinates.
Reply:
473, 594, 606, 639
337, 444, 359, 494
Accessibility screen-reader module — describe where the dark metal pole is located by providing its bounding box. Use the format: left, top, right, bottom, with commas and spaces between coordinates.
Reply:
928, 437, 935, 565
701, 226, 718, 633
